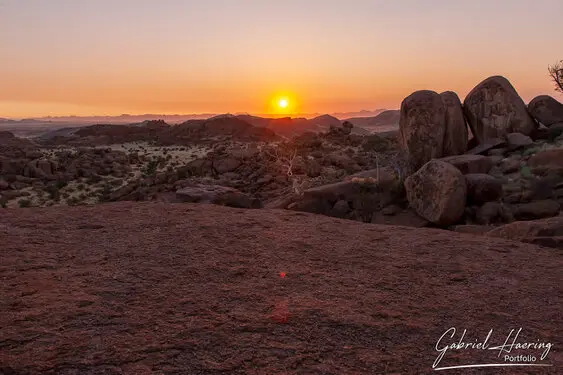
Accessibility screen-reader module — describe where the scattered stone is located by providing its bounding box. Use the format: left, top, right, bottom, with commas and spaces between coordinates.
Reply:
463, 76, 536, 143
439, 155, 493, 174
176, 184, 261, 209
465, 174, 503, 205
330, 200, 351, 218
527, 149, 563, 175
465, 138, 506, 156
487, 215, 563, 249
399, 90, 446, 170
405, 160, 467, 226
505, 133, 533, 150
488, 155, 503, 165
109, 182, 138, 201
475, 202, 514, 225
530, 175, 563, 201
381, 204, 402, 216
288, 198, 332, 215
510, 200, 560, 221
371, 208, 430, 227
487, 148, 508, 157
528, 95, 563, 126
530, 124, 563, 141
213, 157, 241, 174
451, 225, 492, 235
501, 159, 521, 174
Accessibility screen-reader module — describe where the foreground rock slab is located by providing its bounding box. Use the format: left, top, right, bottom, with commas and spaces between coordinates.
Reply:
176, 184, 262, 208
487, 215, 563, 249
0, 202, 561, 374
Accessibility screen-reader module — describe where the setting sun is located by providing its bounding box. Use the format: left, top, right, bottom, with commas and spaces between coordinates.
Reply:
267, 93, 298, 115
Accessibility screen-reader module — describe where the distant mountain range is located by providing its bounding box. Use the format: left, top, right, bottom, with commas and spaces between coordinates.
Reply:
1, 110, 401, 139
1, 109, 394, 124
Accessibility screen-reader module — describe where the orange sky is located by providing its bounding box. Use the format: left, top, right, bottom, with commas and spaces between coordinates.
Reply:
0, 0, 562, 118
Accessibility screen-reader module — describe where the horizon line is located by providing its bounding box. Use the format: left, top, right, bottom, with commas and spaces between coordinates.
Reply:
1, 109, 399, 122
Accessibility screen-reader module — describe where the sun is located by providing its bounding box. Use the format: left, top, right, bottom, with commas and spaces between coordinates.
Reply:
268, 93, 297, 115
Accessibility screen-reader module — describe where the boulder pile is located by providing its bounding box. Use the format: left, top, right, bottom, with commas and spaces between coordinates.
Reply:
395, 75, 563, 247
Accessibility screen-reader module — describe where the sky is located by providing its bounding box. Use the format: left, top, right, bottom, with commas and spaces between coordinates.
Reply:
0, 0, 562, 118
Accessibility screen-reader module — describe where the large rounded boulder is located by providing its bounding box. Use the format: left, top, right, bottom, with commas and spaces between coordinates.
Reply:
528, 95, 563, 127
463, 76, 536, 143
440, 91, 468, 156
405, 160, 467, 226
399, 90, 446, 170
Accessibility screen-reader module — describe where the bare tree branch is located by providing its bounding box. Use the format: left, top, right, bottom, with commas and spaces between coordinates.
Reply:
548, 60, 563, 93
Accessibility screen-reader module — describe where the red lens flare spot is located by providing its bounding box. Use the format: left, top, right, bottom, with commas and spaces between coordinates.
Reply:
270, 299, 291, 324
279, 272, 286, 278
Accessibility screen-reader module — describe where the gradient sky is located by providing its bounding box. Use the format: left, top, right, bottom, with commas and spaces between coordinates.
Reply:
1, 0, 562, 118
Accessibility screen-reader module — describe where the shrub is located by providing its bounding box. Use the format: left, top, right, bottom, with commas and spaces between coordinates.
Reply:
362, 135, 390, 153
143, 159, 159, 176
67, 197, 80, 206
46, 185, 61, 201
177, 168, 188, 179
18, 199, 32, 208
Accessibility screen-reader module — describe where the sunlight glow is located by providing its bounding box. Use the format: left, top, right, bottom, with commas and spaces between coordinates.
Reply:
268, 93, 298, 116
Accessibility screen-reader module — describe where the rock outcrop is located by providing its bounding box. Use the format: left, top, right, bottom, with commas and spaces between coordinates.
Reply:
440, 91, 468, 156
2, 202, 561, 374
399, 90, 446, 170
405, 160, 467, 226
176, 184, 262, 209
463, 76, 536, 143
487, 215, 563, 249
528, 149, 563, 175
528, 95, 563, 126
439, 155, 493, 174
510, 200, 560, 221
465, 174, 503, 205
288, 168, 405, 222
505, 132, 533, 150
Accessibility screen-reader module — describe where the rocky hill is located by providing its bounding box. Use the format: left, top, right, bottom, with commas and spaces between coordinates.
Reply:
1, 202, 561, 374
344, 110, 401, 131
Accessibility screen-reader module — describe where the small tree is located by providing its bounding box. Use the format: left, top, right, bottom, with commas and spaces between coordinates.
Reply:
260, 143, 309, 195
548, 60, 563, 93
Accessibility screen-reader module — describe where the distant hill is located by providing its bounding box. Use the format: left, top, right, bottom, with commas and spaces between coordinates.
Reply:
228, 113, 368, 137
331, 109, 388, 119
11, 111, 378, 142
344, 110, 400, 132
5, 109, 393, 124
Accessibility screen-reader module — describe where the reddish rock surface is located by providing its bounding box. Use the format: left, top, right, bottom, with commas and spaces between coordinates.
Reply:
487, 215, 563, 249
440, 91, 468, 156
463, 76, 536, 142
405, 160, 467, 226
399, 90, 446, 170
439, 154, 493, 175
0, 203, 561, 374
